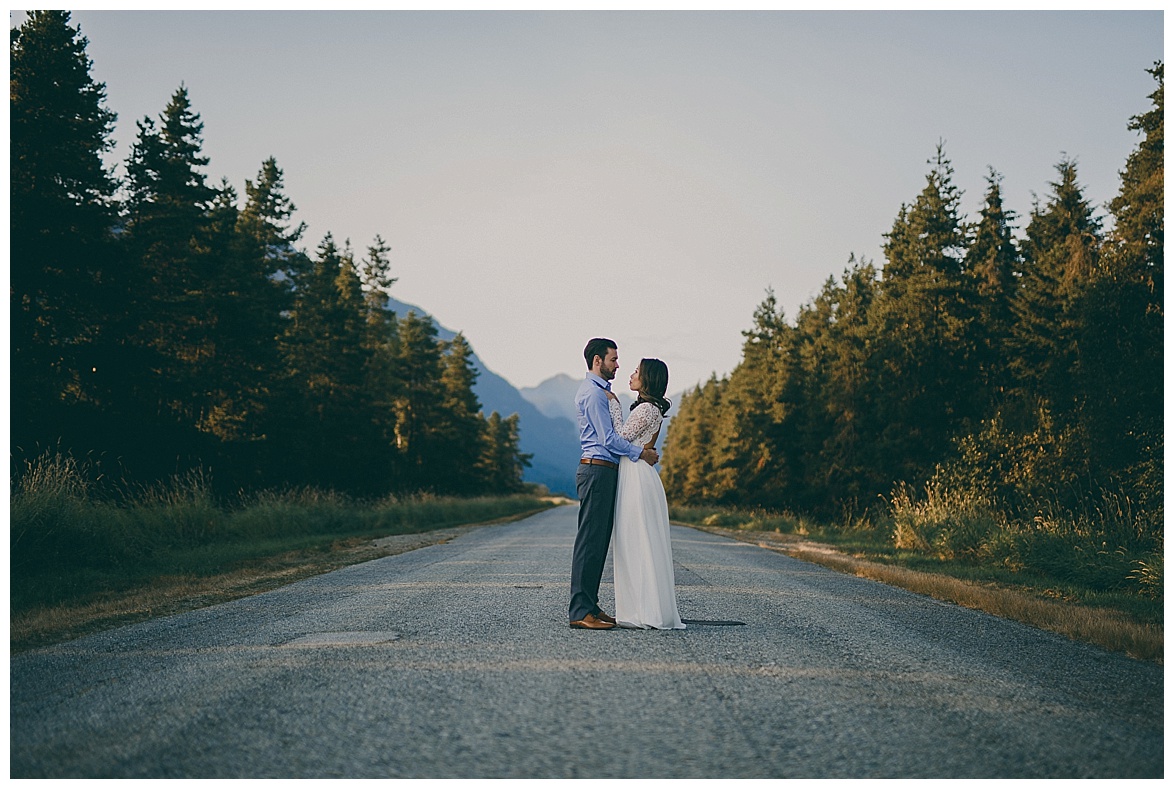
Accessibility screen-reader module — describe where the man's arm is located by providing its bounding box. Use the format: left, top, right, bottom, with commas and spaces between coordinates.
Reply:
585, 391, 658, 464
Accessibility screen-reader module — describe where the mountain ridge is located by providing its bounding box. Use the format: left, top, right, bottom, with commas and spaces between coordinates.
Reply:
384, 296, 689, 495
519, 373, 635, 422
385, 296, 579, 495
518, 370, 686, 457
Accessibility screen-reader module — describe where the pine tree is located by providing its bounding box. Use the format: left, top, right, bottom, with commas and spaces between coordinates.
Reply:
478, 412, 531, 493
1108, 63, 1163, 281
873, 145, 983, 483
798, 258, 884, 510
965, 168, 1020, 400
662, 375, 726, 503
392, 311, 446, 491
1075, 63, 1163, 500
716, 288, 795, 508
10, 11, 119, 451
122, 85, 220, 437
437, 333, 487, 493
277, 235, 374, 491
230, 158, 309, 483
235, 157, 303, 363
1012, 157, 1103, 416
660, 385, 702, 502
882, 143, 969, 292
791, 276, 842, 506
187, 173, 288, 490
356, 236, 402, 488
199, 181, 248, 441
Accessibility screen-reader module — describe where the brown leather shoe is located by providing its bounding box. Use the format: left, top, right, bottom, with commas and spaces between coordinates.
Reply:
569, 613, 615, 630
595, 610, 617, 625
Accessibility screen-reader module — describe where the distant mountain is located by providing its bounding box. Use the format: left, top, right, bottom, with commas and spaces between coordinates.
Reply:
520, 373, 633, 422
520, 372, 687, 457
385, 297, 579, 496
382, 297, 691, 494
519, 373, 580, 422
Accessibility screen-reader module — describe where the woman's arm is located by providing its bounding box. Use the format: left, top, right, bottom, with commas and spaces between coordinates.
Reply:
606, 391, 624, 432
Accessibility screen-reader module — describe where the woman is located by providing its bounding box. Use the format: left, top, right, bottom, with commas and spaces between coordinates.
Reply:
606, 358, 685, 630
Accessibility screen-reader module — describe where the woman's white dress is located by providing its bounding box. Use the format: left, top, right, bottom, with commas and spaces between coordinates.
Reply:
609, 400, 685, 630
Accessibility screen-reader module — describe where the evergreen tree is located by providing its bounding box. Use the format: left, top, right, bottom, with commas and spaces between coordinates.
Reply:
797, 259, 884, 510
1012, 157, 1103, 416
873, 145, 983, 483
660, 385, 702, 502
964, 168, 1020, 399
1075, 63, 1163, 499
437, 333, 488, 494
881, 143, 969, 291
790, 276, 843, 507
235, 157, 303, 361
478, 412, 531, 493
661, 376, 726, 503
358, 234, 397, 313
233, 158, 309, 483
356, 236, 402, 488
392, 311, 447, 490
200, 181, 249, 441
278, 235, 374, 491
10, 11, 119, 451
1107, 63, 1163, 279
663, 70, 1162, 539
709, 289, 794, 507
122, 85, 220, 438
229, 162, 302, 415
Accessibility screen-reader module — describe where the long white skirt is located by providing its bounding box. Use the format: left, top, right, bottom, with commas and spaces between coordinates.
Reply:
612, 457, 685, 630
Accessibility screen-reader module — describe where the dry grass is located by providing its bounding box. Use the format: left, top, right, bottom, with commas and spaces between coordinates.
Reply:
684, 523, 1163, 664
11, 517, 520, 655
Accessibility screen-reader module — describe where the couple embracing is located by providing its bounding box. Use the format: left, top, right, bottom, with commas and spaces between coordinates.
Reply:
568, 337, 685, 631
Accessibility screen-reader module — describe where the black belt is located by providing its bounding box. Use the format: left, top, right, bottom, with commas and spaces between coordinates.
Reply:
580, 457, 618, 469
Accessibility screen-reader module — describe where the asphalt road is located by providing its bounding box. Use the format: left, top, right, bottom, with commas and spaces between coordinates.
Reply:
10, 505, 1163, 778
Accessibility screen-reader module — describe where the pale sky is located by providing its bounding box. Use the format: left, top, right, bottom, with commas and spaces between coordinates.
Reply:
12, 8, 1164, 391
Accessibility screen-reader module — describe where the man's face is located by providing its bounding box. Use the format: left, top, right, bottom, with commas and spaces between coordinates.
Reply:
599, 348, 619, 380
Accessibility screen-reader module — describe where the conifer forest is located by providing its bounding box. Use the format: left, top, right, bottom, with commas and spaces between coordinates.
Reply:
662, 62, 1162, 595
9, 13, 1164, 598
11, 11, 531, 499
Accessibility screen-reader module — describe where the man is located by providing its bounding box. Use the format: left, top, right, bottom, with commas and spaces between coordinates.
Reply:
569, 338, 659, 630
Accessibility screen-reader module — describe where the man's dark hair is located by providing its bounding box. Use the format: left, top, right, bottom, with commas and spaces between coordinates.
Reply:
584, 337, 617, 370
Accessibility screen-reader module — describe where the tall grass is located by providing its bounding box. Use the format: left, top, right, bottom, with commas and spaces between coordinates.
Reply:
670, 478, 1162, 610
888, 481, 1162, 596
889, 481, 1001, 558
671, 495, 1162, 661
11, 451, 554, 613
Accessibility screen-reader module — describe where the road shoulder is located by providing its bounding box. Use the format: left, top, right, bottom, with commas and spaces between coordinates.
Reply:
676, 522, 1162, 663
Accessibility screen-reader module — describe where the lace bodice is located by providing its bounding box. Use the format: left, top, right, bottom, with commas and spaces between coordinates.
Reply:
610, 400, 663, 447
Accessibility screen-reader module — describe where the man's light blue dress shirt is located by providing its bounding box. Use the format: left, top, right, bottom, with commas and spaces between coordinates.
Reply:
576, 372, 644, 464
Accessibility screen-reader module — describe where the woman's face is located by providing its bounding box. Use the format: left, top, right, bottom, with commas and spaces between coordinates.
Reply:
629, 366, 642, 393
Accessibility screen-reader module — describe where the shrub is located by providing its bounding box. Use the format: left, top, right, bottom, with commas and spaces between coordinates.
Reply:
889, 481, 1002, 560
1131, 551, 1163, 600
939, 406, 1091, 507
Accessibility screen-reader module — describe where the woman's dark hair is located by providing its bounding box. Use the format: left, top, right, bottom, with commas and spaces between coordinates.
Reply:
633, 358, 671, 416
584, 337, 616, 369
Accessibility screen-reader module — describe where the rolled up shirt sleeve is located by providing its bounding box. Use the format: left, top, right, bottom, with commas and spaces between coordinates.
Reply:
585, 390, 643, 463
